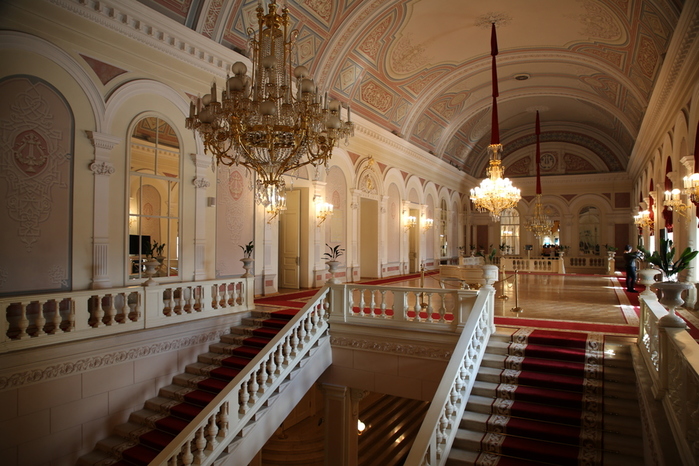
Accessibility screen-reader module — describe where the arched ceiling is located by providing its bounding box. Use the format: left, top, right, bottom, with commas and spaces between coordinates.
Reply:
139, 0, 683, 178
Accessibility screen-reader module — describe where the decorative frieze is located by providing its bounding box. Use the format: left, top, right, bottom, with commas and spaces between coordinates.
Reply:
330, 335, 452, 360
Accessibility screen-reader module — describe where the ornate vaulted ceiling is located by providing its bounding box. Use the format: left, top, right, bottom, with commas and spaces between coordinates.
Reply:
139, 0, 683, 178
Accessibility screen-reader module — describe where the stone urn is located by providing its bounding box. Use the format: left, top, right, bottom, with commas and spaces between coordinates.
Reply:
606, 251, 616, 275
481, 264, 499, 287
240, 258, 254, 278
651, 281, 692, 327
638, 268, 660, 300
326, 260, 341, 284
142, 258, 161, 286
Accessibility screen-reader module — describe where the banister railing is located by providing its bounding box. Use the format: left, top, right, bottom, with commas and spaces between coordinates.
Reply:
638, 294, 699, 464
329, 283, 481, 329
1, 277, 254, 353
150, 286, 331, 465
404, 284, 495, 465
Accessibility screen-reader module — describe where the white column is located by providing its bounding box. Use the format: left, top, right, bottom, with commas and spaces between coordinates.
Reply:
322, 384, 366, 466
350, 189, 360, 282
87, 131, 121, 289
313, 180, 327, 287
379, 195, 388, 277
190, 153, 212, 281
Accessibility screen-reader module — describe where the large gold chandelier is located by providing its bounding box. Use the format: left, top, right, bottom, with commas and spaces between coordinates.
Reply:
186, 1, 353, 209
470, 23, 521, 221
525, 111, 552, 237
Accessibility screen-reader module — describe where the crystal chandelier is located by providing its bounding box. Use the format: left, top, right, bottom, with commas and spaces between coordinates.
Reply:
470, 23, 520, 222
186, 1, 353, 210
525, 111, 552, 237
663, 188, 688, 216
683, 173, 699, 203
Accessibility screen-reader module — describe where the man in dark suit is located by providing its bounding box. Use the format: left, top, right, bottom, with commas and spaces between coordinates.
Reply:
623, 245, 641, 292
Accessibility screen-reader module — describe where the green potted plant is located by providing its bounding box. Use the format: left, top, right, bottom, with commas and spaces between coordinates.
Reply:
639, 238, 698, 325
239, 241, 254, 277
638, 238, 698, 282
323, 243, 345, 284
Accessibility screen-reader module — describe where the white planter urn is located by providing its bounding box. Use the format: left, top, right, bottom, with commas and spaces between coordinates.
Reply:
638, 269, 660, 300
606, 251, 616, 275
651, 281, 691, 328
326, 260, 341, 284
481, 264, 499, 287
240, 258, 254, 278
142, 258, 161, 286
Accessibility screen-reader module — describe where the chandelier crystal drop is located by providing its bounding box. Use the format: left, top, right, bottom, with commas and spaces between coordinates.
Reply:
185, 0, 354, 209
470, 144, 521, 221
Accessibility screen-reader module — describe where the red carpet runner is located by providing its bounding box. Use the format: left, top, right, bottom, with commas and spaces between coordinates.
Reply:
475, 329, 604, 466
114, 308, 300, 466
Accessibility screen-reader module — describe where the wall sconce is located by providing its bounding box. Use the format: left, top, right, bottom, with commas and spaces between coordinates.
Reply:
683, 173, 699, 203
357, 419, 367, 435
663, 188, 688, 216
317, 201, 334, 225
265, 194, 286, 223
633, 210, 653, 229
422, 217, 433, 232
404, 215, 416, 231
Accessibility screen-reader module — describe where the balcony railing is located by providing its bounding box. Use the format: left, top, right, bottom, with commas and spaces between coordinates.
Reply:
1, 277, 254, 353
638, 295, 699, 464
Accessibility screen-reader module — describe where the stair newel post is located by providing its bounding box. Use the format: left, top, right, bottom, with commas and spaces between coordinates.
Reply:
205, 414, 219, 451
181, 439, 194, 466
217, 402, 229, 438
193, 426, 206, 464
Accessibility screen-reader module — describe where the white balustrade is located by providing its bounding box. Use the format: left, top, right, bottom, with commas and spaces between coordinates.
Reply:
404, 281, 494, 465
150, 288, 331, 465
638, 295, 699, 464
1, 277, 254, 352
333, 284, 479, 329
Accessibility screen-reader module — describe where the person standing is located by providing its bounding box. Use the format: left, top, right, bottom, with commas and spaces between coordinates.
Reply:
623, 245, 641, 292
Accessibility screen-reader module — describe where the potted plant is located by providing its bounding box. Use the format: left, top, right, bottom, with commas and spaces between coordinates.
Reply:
639, 238, 698, 325
239, 241, 254, 277
323, 243, 345, 284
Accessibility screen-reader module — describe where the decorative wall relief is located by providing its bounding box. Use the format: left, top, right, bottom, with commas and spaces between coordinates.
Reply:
0, 76, 73, 295
216, 166, 253, 277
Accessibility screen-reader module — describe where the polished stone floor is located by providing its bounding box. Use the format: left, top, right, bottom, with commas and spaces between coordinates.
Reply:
377, 271, 634, 325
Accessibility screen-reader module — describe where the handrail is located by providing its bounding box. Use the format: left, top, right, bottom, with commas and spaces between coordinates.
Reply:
0, 277, 254, 353
150, 286, 331, 465
638, 294, 699, 464
403, 283, 495, 465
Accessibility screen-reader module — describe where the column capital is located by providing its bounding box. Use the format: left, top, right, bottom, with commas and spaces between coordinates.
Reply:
192, 176, 211, 189
89, 160, 115, 176
86, 131, 122, 151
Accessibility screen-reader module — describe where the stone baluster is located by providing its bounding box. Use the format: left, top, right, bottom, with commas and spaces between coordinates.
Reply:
211, 284, 220, 309
217, 402, 229, 438
206, 414, 219, 451
15, 302, 29, 339
347, 287, 355, 314
90, 296, 104, 328
271, 346, 281, 375
358, 289, 366, 316
282, 335, 292, 365
413, 292, 421, 321
103, 295, 117, 326
65, 299, 75, 332
167, 455, 177, 466
305, 313, 313, 340
290, 328, 300, 357
50, 300, 61, 334
193, 427, 206, 464
248, 372, 259, 404
238, 384, 250, 415
181, 439, 193, 466
33, 301, 46, 337
258, 357, 269, 390
173, 288, 182, 315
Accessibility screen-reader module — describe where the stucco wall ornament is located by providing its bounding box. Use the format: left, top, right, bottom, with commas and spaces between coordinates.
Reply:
330, 335, 452, 360
89, 160, 115, 175
192, 176, 211, 189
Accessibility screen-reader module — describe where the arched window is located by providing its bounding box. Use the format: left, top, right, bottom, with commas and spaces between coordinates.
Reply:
499, 208, 519, 255
578, 206, 600, 254
128, 116, 181, 280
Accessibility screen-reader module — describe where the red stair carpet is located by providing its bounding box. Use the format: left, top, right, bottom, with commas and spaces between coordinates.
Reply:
475, 329, 605, 466
114, 308, 300, 466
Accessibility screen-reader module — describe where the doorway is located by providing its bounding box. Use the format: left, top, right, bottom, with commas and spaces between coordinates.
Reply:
360, 197, 379, 278
279, 189, 301, 289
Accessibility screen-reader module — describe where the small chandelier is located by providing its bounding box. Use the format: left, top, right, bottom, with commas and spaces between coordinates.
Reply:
315, 198, 333, 225
525, 111, 552, 237
186, 1, 353, 209
663, 188, 688, 217
527, 195, 553, 237
404, 215, 417, 230
264, 189, 286, 223
470, 23, 521, 222
634, 210, 653, 229
422, 217, 434, 231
